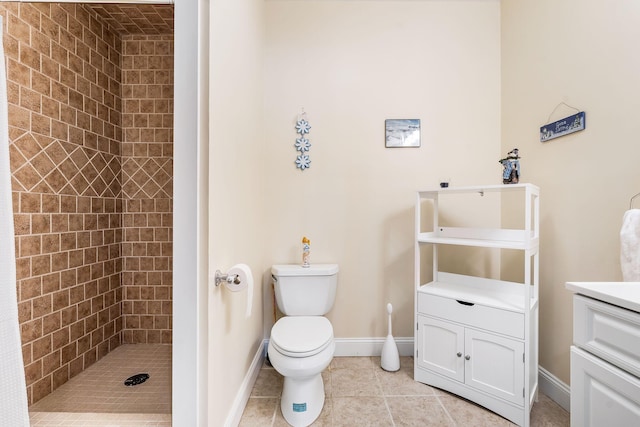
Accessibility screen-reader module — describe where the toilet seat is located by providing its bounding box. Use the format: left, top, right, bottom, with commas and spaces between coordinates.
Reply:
270, 316, 333, 358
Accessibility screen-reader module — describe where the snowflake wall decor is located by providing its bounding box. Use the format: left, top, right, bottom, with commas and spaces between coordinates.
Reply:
294, 111, 312, 170
295, 154, 311, 170
295, 119, 311, 134
295, 137, 311, 152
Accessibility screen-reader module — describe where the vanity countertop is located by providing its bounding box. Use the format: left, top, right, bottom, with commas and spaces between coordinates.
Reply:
566, 281, 640, 313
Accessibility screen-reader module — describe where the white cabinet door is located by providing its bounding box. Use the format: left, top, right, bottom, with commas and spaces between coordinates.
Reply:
571, 346, 640, 427
465, 329, 524, 406
417, 315, 464, 382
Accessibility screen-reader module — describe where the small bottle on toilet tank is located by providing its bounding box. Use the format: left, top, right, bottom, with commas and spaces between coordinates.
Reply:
302, 236, 310, 267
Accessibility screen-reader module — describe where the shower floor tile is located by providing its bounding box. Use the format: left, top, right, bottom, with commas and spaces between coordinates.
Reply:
29, 344, 172, 415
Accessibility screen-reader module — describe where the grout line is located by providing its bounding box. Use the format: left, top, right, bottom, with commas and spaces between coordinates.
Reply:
269, 398, 278, 427
435, 394, 457, 426
382, 393, 396, 426
375, 364, 396, 427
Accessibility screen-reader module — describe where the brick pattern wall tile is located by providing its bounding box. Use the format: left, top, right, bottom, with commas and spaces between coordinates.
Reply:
0, 3, 173, 405
121, 35, 173, 344
0, 3, 124, 405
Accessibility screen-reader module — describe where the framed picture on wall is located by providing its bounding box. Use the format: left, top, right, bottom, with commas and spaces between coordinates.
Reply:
385, 119, 421, 148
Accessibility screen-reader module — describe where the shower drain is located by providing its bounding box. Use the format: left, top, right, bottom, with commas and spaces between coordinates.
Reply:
124, 373, 150, 386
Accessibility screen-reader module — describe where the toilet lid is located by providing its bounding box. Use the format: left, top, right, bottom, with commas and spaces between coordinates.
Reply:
271, 316, 333, 358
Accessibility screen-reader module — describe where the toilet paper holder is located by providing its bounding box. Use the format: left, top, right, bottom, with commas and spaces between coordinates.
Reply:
214, 270, 241, 286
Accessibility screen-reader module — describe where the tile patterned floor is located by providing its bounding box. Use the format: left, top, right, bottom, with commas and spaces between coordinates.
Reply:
240, 356, 570, 427
26, 348, 570, 426
29, 344, 172, 426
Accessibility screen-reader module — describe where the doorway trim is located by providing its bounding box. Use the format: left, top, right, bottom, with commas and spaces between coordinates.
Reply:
173, 0, 206, 425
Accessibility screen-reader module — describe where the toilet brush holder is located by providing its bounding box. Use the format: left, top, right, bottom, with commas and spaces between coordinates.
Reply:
381, 303, 400, 372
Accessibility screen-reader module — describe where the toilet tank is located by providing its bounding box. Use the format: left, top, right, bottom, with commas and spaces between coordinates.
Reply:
272, 264, 339, 316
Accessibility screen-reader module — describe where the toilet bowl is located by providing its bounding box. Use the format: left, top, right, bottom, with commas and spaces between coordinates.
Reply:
268, 316, 335, 426
269, 264, 339, 427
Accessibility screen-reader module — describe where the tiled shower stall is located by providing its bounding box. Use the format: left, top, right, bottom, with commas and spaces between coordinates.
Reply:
0, 2, 173, 405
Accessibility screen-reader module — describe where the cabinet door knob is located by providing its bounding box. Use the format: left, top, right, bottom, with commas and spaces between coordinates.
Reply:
457, 352, 462, 357
465, 355, 470, 360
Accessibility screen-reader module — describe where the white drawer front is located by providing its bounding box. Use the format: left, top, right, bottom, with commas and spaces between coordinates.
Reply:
418, 293, 524, 339
573, 294, 640, 377
571, 346, 640, 427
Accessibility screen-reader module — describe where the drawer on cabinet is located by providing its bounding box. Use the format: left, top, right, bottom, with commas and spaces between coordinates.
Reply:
571, 346, 640, 427
418, 292, 524, 339
573, 294, 640, 378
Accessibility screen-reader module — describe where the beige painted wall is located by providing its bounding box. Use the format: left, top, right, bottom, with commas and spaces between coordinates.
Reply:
502, 0, 640, 384
263, 1, 501, 339
208, 0, 265, 425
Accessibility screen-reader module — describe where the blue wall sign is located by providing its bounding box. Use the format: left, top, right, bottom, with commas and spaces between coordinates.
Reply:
540, 111, 586, 142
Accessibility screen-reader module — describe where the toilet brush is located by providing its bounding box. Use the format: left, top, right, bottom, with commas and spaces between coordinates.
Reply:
381, 303, 400, 372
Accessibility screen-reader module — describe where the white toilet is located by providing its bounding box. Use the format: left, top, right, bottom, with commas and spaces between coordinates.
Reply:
268, 264, 338, 427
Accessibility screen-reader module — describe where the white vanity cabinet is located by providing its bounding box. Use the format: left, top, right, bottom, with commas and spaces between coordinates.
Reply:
414, 184, 539, 427
566, 283, 640, 427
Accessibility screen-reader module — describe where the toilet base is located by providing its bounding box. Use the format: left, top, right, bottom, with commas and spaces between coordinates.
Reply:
280, 373, 324, 427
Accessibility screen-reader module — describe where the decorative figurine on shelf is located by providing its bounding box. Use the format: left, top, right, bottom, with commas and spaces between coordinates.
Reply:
499, 148, 520, 184
302, 236, 311, 267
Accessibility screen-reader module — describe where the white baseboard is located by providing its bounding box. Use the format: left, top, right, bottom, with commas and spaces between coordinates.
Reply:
262, 337, 415, 358
224, 341, 265, 427
333, 337, 414, 357
538, 366, 570, 412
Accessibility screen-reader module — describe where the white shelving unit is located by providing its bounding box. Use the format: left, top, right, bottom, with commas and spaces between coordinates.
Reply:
414, 184, 539, 427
